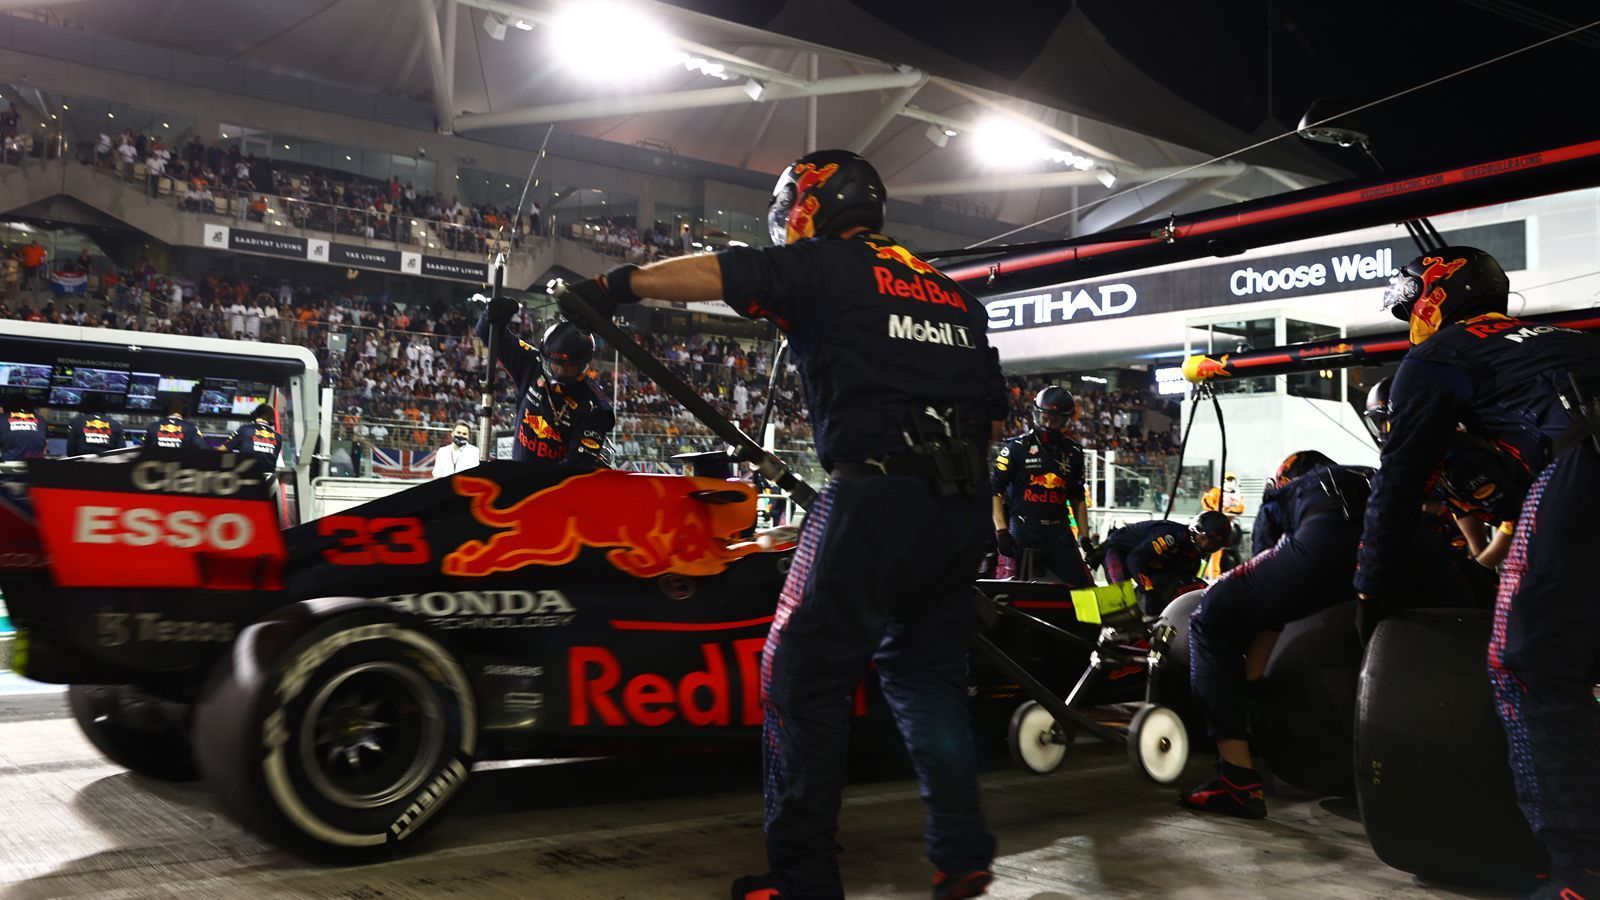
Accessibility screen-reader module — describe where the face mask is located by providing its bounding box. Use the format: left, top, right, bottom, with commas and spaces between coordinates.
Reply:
453, 435, 468, 446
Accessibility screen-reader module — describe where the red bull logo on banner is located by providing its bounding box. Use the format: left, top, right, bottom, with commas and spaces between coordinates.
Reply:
443, 470, 760, 579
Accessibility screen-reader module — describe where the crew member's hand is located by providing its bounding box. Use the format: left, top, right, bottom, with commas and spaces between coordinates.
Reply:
1356, 598, 1384, 646
1079, 535, 1095, 557
559, 277, 617, 321
486, 295, 520, 326
995, 528, 1017, 558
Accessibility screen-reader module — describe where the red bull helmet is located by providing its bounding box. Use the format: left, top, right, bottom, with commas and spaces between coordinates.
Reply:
1032, 385, 1075, 435
767, 149, 886, 246
542, 322, 594, 385
1362, 378, 1393, 446
1190, 510, 1232, 550
1270, 449, 1337, 488
1380, 246, 1508, 345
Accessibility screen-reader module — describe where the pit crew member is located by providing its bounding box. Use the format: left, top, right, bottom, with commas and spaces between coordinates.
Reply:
223, 403, 281, 475
65, 406, 126, 456
0, 403, 47, 460
1100, 512, 1229, 616
562, 149, 1005, 900
991, 386, 1093, 586
1353, 247, 1600, 897
144, 398, 205, 450
475, 312, 613, 468
1250, 451, 1335, 555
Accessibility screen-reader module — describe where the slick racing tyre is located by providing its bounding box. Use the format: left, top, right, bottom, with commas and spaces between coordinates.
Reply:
1355, 608, 1546, 890
69, 684, 199, 781
1007, 701, 1072, 775
1257, 601, 1360, 797
195, 607, 476, 861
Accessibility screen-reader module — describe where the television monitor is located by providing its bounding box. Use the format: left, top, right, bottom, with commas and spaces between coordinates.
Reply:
198, 377, 237, 416
0, 361, 52, 400
126, 372, 160, 411
157, 376, 199, 394
229, 382, 270, 416
50, 364, 130, 410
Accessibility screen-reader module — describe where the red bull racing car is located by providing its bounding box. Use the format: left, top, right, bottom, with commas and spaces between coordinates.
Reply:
0, 449, 812, 859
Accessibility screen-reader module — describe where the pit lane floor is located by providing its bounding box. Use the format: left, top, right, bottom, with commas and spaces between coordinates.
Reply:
0, 690, 1507, 900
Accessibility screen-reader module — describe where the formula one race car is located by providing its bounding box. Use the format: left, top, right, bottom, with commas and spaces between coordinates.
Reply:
0, 450, 805, 859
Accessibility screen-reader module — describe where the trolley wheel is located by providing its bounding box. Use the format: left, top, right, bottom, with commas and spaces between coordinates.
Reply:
1007, 701, 1072, 775
1128, 704, 1189, 784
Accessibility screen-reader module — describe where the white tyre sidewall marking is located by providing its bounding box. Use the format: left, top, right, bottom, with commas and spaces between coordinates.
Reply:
261, 621, 477, 847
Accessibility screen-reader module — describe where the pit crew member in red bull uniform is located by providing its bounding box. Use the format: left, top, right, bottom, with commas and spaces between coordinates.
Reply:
144, 398, 205, 450
1249, 451, 1335, 556
1100, 512, 1227, 616
66, 407, 126, 456
473, 314, 613, 467
223, 403, 281, 475
562, 149, 1004, 900
991, 386, 1093, 586
0, 403, 47, 460
1353, 247, 1600, 897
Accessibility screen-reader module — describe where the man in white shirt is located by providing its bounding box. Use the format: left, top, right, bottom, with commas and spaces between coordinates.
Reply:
433, 422, 480, 478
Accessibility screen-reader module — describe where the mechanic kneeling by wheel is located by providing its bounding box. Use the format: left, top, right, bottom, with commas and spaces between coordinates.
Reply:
1355, 247, 1600, 898
1182, 454, 1378, 818
991, 385, 1094, 586
560, 149, 1005, 900
1100, 512, 1227, 617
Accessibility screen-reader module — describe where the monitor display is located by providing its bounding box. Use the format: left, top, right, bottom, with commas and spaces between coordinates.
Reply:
157, 376, 199, 394
126, 372, 160, 411
230, 382, 270, 416
50, 364, 130, 410
0, 361, 51, 398
198, 377, 237, 416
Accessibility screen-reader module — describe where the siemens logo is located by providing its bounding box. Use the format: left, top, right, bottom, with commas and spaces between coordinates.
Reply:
888, 315, 973, 348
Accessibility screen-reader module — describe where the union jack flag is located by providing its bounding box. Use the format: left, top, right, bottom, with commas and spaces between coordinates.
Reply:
371, 446, 437, 480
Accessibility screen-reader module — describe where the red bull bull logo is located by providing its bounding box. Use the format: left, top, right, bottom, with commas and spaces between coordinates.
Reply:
1028, 473, 1067, 490
866, 240, 937, 276
1181, 354, 1233, 383
1408, 255, 1469, 344
443, 470, 761, 579
522, 412, 560, 441
784, 162, 838, 243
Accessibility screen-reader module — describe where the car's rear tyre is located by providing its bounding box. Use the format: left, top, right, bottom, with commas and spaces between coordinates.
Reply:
194, 609, 476, 861
1355, 608, 1546, 890
69, 684, 198, 781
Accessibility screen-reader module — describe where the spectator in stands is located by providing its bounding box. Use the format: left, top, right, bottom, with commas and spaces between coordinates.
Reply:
17, 238, 45, 291
145, 141, 168, 198
432, 421, 479, 477
95, 132, 112, 169
115, 132, 138, 179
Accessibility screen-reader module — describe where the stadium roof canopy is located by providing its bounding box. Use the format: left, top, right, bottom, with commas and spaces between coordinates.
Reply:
22, 0, 1600, 243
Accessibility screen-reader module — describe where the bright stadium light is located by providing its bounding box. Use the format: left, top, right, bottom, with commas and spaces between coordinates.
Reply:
550, 4, 677, 81
968, 116, 1095, 170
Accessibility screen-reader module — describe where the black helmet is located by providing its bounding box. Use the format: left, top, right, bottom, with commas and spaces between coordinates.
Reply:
1363, 377, 1393, 446
767, 149, 886, 246
1191, 510, 1231, 547
1380, 247, 1509, 345
541, 322, 594, 385
1271, 449, 1337, 488
1032, 385, 1075, 432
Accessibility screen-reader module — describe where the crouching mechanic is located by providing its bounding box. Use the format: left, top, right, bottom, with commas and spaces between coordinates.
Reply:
560, 149, 1004, 900
991, 386, 1093, 586
1354, 247, 1600, 898
476, 308, 612, 467
1182, 454, 1378, 818
1100, 512, 1228, 616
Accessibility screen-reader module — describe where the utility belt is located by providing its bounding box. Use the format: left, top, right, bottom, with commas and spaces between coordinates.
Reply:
828, 404, 988, 498
1555, 373, 1600, 457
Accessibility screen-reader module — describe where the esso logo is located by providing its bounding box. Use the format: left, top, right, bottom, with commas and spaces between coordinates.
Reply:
73, 505, 255, 549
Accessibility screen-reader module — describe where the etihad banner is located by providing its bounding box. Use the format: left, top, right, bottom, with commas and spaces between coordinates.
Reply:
981, 220, 1526, 333
201, 224, 489, 284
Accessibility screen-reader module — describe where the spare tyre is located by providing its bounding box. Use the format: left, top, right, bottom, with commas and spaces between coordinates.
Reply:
1150, 588, 1208, 745
1256, 601, 1360, 797
1355, 608, 1546, 890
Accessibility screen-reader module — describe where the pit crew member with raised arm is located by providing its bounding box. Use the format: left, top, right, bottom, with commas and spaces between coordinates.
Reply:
562, 149, 1005, 900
